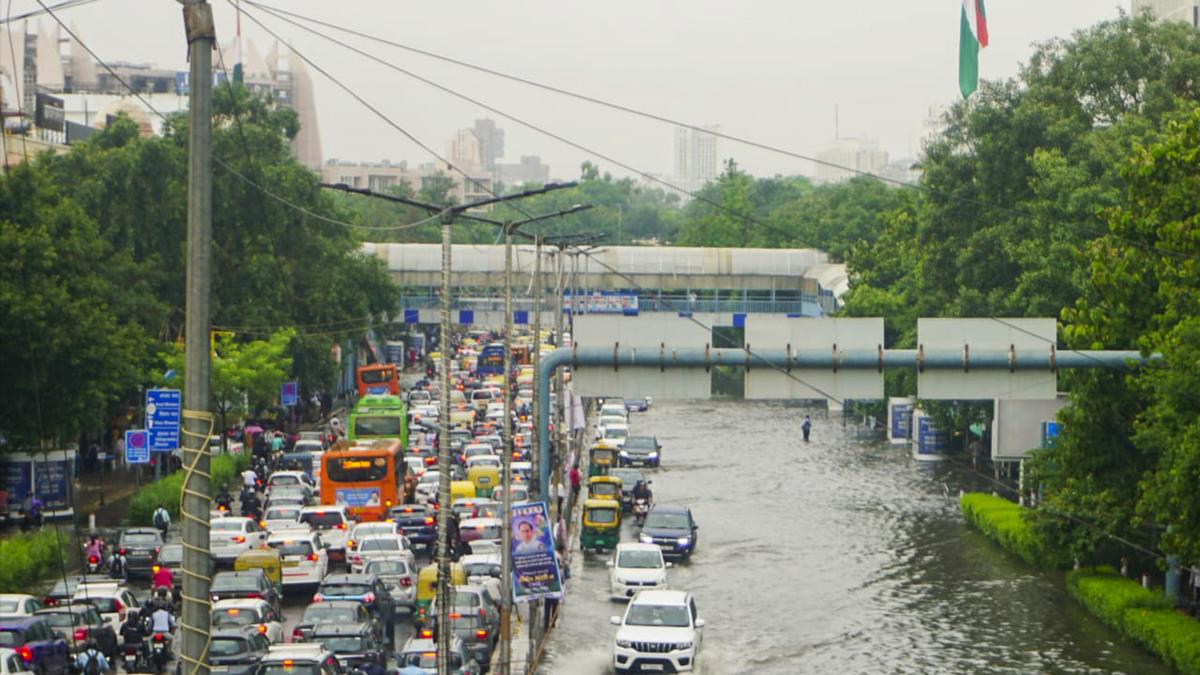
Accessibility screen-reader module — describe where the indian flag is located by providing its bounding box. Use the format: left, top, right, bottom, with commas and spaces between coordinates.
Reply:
959, 0, 989, 98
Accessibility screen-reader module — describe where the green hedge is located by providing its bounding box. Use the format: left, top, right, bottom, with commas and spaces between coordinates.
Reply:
0, 529, 70, 592
960, 492, 1070, 569
128, 453, 248, 526
1068, 568, 1200, 675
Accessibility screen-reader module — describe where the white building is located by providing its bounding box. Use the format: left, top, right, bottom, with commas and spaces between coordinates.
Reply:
1133, 0, 1200, 26
322, 158, 494, 206
814, 137, 889, 184
668, 125, 720, 200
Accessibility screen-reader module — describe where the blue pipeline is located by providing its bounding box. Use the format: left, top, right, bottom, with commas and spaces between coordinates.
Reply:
535, 347, 1152, 497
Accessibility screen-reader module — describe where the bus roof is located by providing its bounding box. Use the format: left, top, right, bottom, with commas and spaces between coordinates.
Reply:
327, 439, 404, 456
352, 395, 406, 412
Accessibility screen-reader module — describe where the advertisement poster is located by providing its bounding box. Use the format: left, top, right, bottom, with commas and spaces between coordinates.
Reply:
34, 458, 71, 511
0, 461, 31, 504
510, 501, 563, 602
335, 488, 381, 508
563, 291, 639, 316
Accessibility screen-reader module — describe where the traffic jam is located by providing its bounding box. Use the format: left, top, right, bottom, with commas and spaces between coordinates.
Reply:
0, 328, 700, 674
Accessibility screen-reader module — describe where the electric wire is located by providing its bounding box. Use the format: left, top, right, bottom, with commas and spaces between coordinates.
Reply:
0, 0, 96, 24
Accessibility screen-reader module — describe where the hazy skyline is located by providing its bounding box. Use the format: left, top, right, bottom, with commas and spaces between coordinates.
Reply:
16, 0, 1128, 181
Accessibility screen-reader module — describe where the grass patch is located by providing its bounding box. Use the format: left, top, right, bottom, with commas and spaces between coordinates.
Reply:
1068, 568, 1200, 675
0, 529, 70, 592
960, 492, 1070, 569
128, 453, 248, 526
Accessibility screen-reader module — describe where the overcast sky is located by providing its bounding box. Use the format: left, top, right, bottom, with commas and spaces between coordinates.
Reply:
22, 0, 1127, 180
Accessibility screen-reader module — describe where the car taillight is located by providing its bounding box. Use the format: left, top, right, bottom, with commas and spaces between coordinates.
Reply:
114, 599, 126, 622
399, 577, 413, 587
17, 645, 31, 662
73, 628, 88, 643
419, 629, 432, 638
233, 535, 246, 543
363, 593, 375, 604
118, 548, 126, 556
244, 592, 262, 600
336, 523, 346, 530
312, 593, 323, 603
42, 597, 56, 606
476, 629, 489, 640
307, 553, 318, 562
292, 627, 304, 640
423, 517, 435, 525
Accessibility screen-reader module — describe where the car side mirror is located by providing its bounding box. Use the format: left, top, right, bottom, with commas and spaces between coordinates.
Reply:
609, 616, 622, 626
695, 618, 706, 628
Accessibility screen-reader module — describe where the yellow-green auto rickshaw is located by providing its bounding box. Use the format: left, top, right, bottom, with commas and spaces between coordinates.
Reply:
467, 465, 500, 498
580, 498, 621, 553
415, 561, 465, 626
588, 443, 617, 478
234, 548, 282, 597
587, 475, 622, 503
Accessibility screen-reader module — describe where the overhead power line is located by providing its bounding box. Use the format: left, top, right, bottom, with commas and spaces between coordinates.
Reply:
0, 0, 97, 24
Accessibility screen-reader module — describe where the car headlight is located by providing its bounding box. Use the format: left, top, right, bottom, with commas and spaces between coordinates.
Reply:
639, 534, 653, 544
648, 452, 658, 457
614, 577, 626, 584
675, 641, 693, 650
677, 537, 690, 545
616, 639, 632, 648
619, 450, 629, 457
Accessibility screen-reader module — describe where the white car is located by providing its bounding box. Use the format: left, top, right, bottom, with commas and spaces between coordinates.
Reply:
267, 471, 314, 496
491, 484, 530, 503
71, 582, 140, 635
350, 534, 414, 573
261, 505, 305, 534
0, 648, 35, 674
346, 521, 402, 568
364, 557, 417, 608
0, 594, 42, 618
599, 423, 630, 448
611, 590, 704, 673
608, 543, 671, 600
209, 517, 269, 563
267, 529, 328, 587
210, 597, 285, 643
599, 403, 628, 419
297, 505, 354, 564
459, 517, 502, 551
415, 471, 441, 504
596, 413, 627, 435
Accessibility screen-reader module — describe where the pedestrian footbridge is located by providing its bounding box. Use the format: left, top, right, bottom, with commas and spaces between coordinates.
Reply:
362, 243, 848, 319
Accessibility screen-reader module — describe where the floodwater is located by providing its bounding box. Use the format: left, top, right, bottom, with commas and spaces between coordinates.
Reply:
541, 400, 1168, 674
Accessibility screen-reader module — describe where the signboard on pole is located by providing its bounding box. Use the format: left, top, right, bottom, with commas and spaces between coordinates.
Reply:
125, 430, 150, 465
146, 389, 181, 452
888, 397, 914, 445
744, 317, 884, 401
572, 314, 711, 399
35, 93, 65, 132
992, 396, 1068, 460
913, 410, 950, 461
281, 381, 299, 407
917, 318, 1057, 400
510, 501, 563, 602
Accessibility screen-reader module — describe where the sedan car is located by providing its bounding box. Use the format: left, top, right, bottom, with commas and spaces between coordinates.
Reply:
208, 625, 271, 675
33, 604, 117, 657
350, 535, 414, 574
0, 597, 41, 620
209, 571, 282, 617
209, 517, 269, 564
308, 622, 388, 670
386, 504, 436, 548
619, 436, 661, 468
291, 600, 378, 644
210, 598, 284, 644
638, 504, 699, 559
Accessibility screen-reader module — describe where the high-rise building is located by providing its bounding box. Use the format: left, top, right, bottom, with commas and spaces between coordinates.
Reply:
473, 118, 505, 171
814, 137, 890, 184
1133, 0, 1200, 26
669, 125, 720, 199
495, 155, 551, 187
321, 158, 494, 206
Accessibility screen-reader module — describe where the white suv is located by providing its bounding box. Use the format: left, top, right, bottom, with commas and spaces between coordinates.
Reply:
610, 590, 704, 674
298, 505, 354, 564
209, 517, 269, 563
608, 543, 671, 600
267, 529, 328, 587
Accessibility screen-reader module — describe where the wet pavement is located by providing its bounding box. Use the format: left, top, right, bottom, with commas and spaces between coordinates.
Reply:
540, 400, 1169, 674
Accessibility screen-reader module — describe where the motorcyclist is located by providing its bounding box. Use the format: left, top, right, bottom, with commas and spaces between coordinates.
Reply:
152, 565, 174, 594
241, 491, 262, 521
120, 609, 149, 668
75, 639, 110, 674
84, 534, 105, 567
215, 485, 233, 512
108, 547, 127, 580
632, 480, 652, 502
149, 604, 176, 657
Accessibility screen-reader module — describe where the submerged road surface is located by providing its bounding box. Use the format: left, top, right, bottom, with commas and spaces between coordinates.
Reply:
540, 400, 1168, 674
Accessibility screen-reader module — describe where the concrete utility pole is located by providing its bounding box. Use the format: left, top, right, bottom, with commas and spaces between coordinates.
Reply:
528, 234, 543, 665
180, 2, 215, 674
499, 222, 515, 675
435, 210, 454, 674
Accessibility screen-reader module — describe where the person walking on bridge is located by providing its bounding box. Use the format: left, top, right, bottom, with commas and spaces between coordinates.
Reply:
801, 415, 812, 443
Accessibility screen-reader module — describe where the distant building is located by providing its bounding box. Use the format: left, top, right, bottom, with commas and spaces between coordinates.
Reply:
1133, 0, 1199, 26
495, 155, 550, 187
814, 137, 889, 184
667, 125, 720, 200
879, 158, 921, 186
447, 128, 484, 172
322, 158, 494, 206
473, 118, 505, 171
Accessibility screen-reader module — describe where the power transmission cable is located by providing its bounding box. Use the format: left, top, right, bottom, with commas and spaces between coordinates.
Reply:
0, 0, 96, 24
31, 0, 428, 233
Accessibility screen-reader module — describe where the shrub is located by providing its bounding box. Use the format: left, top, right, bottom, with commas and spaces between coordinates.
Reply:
1066, 568, 1171, 631
0, 529, 69, 592
128, 453, 249, 526
1122, 607, 1200, 675
960, 492, 1070, 569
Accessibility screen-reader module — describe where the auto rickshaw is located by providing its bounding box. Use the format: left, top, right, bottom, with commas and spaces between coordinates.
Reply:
450, 480, 476, 504
415, 561, 465, 625
580, 499, 621, 553
588, 443, 617, 478
467, 465, 500, 498
234, 548, 283, 597
587, 475, 622, 503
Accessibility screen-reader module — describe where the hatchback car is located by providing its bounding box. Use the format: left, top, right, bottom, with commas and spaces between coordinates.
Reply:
0, 617, 69, 674
362, 558, 416, 609
211, 598, 284, 644
314, 574, 395, 628
350, 535, 414, 574
395, 636, 478, 674
0, 648, 35, 674
208, 625, 271, 675
254, 643, 344, 674
611, 590, 704, 674
386, 504, 436, 548
608, 543, 671, 600
117, 528, 163, 578
267, 530, 328, 588
209, 517, 269, 564
33, 604, 116, 657
260, 505, 305, 534
70, 583, 139, 637
307, 622, 387, 671
210, 571, 282, 616
638, 504, 699, 559
458, 518, 502, 549
0, 597, 40, 620
298, 506, 354, 562
291, 601, 376, 644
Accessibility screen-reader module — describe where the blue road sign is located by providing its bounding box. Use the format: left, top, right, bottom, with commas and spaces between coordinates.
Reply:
403, 309, 419, 324
146, 388, 181, 451
514, 310, 529, 325
125, 429, 149, 465
281, 381, 299, 407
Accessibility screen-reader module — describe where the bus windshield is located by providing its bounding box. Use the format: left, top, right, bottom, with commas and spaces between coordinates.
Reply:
326, 455, 390, 482
352, 416, 401, 437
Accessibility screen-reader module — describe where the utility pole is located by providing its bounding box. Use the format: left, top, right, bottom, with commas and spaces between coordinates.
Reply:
180, 2, 215, 674
435, 209, 454, 675
528, 234, 543, 665
499, 222, 515, 675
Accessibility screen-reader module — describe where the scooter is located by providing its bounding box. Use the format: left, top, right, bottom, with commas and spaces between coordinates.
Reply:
109, 551, 127, 580
632, 497, 651, 526
84, 553, 103, 575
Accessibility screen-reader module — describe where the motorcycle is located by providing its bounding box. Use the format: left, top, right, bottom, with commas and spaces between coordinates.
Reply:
109, 551, 127, 580
632, 497, 651, 526
121, 641, 150, 673
85, 553, 103, 575
149, 633, 170, 673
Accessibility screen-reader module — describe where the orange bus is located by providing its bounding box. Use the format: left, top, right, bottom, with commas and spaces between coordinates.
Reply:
356, 363, 399, 397
320, 440, 413, 522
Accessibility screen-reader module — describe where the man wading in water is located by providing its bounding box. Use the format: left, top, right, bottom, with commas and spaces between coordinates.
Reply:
802, 415, 812, 442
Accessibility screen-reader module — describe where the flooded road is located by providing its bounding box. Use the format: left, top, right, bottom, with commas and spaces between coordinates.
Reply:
541, 400, 1167, 674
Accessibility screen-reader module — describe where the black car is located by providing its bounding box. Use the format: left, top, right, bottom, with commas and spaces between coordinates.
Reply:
292, 600, 378, 644
208, 625, 271, 675
309, 622, 387, 671
156, 543, 184, 593
625, 397, 651, 412
315, 574, 395, 628
0, 616, 70, 674
620, 436, 661, 468
34, 603, 117, 657
210, 571, 282, 616
638, 504, 698, 558
387, 504, 437, 548
117, 528, 163, 579
424, 610, 494, 666
609, 468, 647, 512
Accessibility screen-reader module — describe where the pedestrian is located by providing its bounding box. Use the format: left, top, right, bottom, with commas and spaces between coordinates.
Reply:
554, 480, 567, 516
270, 430, 284, 454
801, 415, 812, 442
152, 504, 170, 540
568, 465, 581, 509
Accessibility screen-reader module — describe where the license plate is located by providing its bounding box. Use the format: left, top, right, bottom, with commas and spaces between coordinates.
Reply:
211, 668, 229, 673
283, 560, 299, 567
642, 665, 663, 672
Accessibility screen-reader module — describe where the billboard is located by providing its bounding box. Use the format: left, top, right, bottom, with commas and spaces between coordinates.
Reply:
510, 501, 563, 602
888, 397, 915, 445
913, 411, 950, 461
564, 290, 639, 315
35, 94, 65, 132
992, 396, 1068, 460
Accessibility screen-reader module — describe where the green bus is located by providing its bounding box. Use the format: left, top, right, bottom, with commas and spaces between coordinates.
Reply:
348, 395, 408, 447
